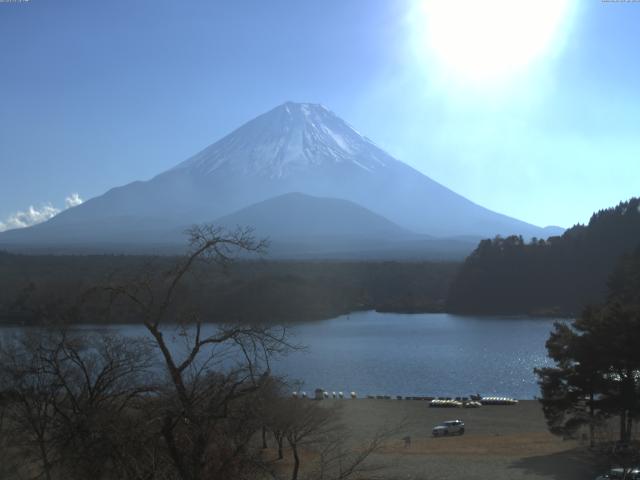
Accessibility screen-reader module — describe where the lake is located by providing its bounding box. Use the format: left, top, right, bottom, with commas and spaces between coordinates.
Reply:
0, 311, 565, 399
272, 311, 562, 399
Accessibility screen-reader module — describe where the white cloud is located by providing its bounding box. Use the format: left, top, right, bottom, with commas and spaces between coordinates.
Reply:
0, 193, 84, 233
0, 204, 60, 232
65, 193, 83, 208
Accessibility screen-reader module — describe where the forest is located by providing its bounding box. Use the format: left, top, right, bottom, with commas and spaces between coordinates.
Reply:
446, 197, 640, 316
0, 248, 458, 326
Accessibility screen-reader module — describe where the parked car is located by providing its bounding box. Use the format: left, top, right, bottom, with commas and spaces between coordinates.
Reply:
595, 467, 640, 480
432, 420, 465, 436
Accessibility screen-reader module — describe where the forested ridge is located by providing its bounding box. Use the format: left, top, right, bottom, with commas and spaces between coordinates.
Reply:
446, 197, 640, 315
0, 253, 458, 325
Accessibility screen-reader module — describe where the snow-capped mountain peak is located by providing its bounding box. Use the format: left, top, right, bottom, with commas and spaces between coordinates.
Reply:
1, 101, 557, 249
172, 102, 390, 178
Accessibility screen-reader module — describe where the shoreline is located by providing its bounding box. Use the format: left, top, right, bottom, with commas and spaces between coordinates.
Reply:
0, 309, 573, 327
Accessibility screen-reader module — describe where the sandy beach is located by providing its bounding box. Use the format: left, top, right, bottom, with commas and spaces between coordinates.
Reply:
283, 399, 607, 480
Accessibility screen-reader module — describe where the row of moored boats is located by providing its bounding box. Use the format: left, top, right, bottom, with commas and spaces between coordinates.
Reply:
430, 396, 518, 408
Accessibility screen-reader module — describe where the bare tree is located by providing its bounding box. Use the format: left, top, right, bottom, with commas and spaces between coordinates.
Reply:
263, 396, 398, 480
283, 400, 336, 480
46, 332, 156, 479
266, 396, 290, 461
0, 224, 393, 480
0, 330, 156, 480
310, 424, 399, 480
105, 225, 295, 480
0, 331, 65, 480
0, 389, 17, 479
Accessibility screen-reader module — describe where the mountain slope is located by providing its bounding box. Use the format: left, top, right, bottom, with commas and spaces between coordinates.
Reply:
214, 192, 413, 239
0, 102, 558, 251
212, 193, 475, 259
212, 193, 478, 260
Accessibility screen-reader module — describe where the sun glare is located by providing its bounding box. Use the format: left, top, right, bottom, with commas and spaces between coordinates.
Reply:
412, 0, 575, 87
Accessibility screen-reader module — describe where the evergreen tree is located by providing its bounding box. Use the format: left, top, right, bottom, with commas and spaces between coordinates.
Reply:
535, 246, 640, 444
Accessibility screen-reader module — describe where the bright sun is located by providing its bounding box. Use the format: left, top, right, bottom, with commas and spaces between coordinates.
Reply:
412, 0, 575, 87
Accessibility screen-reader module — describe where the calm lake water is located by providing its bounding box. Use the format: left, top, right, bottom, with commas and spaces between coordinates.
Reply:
0, 311, 565, 399
272, 311, 562, 399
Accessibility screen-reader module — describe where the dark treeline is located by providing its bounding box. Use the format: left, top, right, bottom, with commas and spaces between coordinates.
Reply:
446, 197, 640, 316
0, 251, 459, 325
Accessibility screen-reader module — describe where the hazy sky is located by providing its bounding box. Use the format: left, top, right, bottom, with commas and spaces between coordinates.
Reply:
1, 0, 638, 229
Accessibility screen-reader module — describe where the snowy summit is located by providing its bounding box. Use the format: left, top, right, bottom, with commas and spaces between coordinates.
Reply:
173, 102, 390, 178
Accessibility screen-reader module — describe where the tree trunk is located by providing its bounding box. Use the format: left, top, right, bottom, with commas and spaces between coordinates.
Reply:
262, 426, 268, 449
277, 435, 284, 460
38, 439, 53, 480
162, 413, 192, 480
291, 443, 300, 480
192, 431, 208, 480
620, 410, 628, 443
589, 391, 594, 448
620, 371, 635, 443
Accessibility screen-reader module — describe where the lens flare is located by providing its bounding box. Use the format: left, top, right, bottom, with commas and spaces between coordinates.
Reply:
410, 0, 575, 87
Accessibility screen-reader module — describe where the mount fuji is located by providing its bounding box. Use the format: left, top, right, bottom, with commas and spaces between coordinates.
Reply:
0, 102, 561, 257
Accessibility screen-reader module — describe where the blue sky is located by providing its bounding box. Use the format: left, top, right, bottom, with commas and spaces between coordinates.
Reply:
0, 0, 638, 229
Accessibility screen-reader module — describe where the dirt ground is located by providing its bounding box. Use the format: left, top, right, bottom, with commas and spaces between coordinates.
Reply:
319, 399, 606, 480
